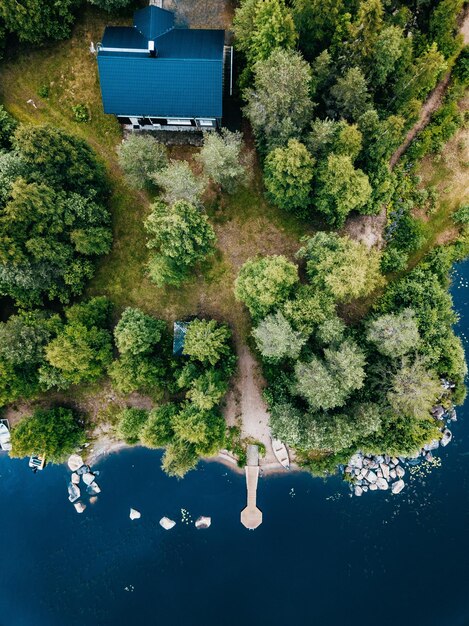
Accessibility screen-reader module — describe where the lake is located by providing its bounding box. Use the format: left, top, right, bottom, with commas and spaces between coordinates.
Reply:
1, 262, 469, 626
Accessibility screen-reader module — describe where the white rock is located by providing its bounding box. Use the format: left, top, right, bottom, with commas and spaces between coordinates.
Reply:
424, 439, 440, 451
67, 454, 84, 472
71, 472, 80, 485
380, 463, 390, 480
369, 483, 378, 491
377, 469, 383, 478
349, 453, 363, 469
129, 508, 141, 520
195, 516, 211, 529
87, 482, 101, 495
366, 470, 378, 484
391, 479, 405, 494
362, 485, 368, 492
159, 516, 176, 529
68, 483, 80, 503
82, 472, 95, 486
376, 477, 389, 490
391, 457, 399, 466
396, 465, 405, 478
74, 502, 86, 513
390, 469, 397, 479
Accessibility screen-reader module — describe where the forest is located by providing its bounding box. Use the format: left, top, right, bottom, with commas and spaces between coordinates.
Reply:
0, 0, 468, 477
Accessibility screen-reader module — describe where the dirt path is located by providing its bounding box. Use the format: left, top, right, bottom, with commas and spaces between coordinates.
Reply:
390, 6, 469, 169
347, 7, 469, 248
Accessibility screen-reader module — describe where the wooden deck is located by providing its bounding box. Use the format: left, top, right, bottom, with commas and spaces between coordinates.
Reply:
240, 445, 263, 530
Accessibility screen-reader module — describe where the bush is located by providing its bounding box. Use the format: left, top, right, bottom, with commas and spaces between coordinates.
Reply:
183, 319, 232, 366
116, 408, 149, 444
11, 407, 84, 463
0, 105, 17, 150
72, 104, 89, 123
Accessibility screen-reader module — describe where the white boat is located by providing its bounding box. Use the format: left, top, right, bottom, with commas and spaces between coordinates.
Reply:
271, 438, 290, 469
0, 419, 11, 451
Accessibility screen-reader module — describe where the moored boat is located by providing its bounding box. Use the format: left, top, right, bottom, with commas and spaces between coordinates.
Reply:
271, 438, 290, 469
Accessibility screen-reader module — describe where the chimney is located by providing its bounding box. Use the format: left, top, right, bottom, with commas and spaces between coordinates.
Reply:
148, 40, 157, 58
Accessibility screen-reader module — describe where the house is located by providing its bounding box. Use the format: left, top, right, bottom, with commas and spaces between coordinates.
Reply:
97, 6, 226, 131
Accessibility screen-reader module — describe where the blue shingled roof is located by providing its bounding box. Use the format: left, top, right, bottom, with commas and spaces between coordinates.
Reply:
97, 6, 224, 119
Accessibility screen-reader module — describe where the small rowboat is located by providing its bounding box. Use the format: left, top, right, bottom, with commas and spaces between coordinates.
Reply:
271, 438, 290, 469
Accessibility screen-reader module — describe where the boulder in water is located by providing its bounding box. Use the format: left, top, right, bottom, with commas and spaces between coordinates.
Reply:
396, 465, 405, 478
68, 483, 80, 503
392, 479, 405, 494
87, 482, 101, 495
129, 508, 141, 520
354, 486, 363, 497
376, 477, 389, 490
71, 472, 80, 485
195, 516, 211, 529
67, 454, 84, 472
159, 516, 176, 530
366, 470, 378, 484
74, 502, 86, 513
82, 472, 96, 486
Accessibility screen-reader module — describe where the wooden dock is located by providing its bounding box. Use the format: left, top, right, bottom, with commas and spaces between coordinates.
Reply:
240, 445, 263, 530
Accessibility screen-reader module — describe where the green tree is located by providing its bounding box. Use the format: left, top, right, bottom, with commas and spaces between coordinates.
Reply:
270, 402, 305, 447
161, 440, 199, 478
235, 255, 299, 319
282, 285, 336, 335
114, 307, 166, 356
313, 154, 372, 226
292, 0, 344, 59
292, 339, 366, 410
116, 408, 149, 444
396, 44, 447, 109
108, 354, 168, 395
0, 105, 17, 150
387, 357, 442, 420
315, 314, 345, 346
264, 140, 315, 213
11, 407, 84, 463
233, 0, 297, 65
253, 311, 307, 360
370, 25, 406, 87
0, 180, 111, 305
0, 0, 78, 44
117, 134, 167, 190
0, 151, 26, 206
152, 160, 206, 205
14, 125, 108, 201
183, 319, 232, 366
329, 67, 372, 121
366, 308, 420, 358
88, 0, 132, 10
140, 404, 178, 448
145, 200, 216, 287
244, 48, 313, 151
186, 369, 229, 411
429, 0, 464, 59
41, 297, 113, 388
197, 129, 248, 194
299, 232, 383, 302
304, 402, 381, 452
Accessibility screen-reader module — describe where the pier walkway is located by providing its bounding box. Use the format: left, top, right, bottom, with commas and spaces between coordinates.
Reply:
240, 445, 263, 530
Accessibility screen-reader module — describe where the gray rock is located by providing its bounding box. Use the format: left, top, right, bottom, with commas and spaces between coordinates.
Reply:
391, 457, 399, 466
159, 516, 176, 529
396, 465, 405, 478
362, 486, 368, 492
82, 472, 95, 486
354, 486, 363, 497
369, 483, 378, 491
423, 439, 439, 451
390, 469, 397, 479
366, 470, 378, 484
391, 479, 405, 495
68, 483, 80, 503
195, 516, 211, 529
377, 469, 383, 479
425, 452, 433, 462
71, 472, 80, 485
376, 477, 389, 490
441, 429, 452, 447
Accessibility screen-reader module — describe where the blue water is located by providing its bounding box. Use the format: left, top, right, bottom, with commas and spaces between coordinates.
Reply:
1, 265, 469, 626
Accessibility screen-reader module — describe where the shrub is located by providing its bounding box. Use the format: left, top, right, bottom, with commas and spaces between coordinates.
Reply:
117, 134, 167, 190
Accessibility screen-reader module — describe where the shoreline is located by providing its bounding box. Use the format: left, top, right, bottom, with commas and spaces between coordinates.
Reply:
85, 436, 300, 477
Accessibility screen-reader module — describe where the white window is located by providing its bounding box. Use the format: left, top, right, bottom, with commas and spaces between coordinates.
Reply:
198, 119, 215, 127
166, 118, 192, 126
